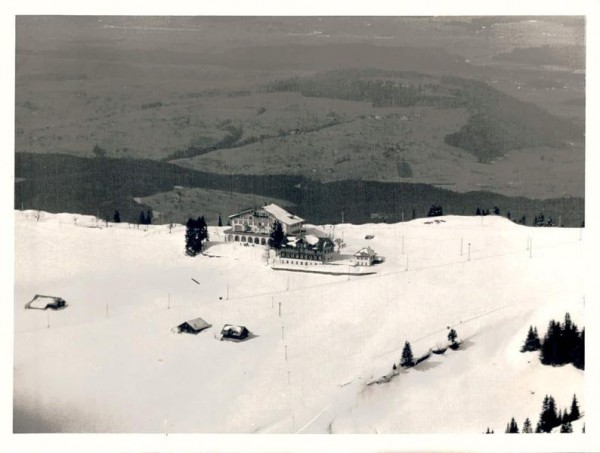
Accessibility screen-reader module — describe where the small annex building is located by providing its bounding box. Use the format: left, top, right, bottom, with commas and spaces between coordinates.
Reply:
353, 246, 377, 266
176, 317, 212, 335
225, 203, 305, 245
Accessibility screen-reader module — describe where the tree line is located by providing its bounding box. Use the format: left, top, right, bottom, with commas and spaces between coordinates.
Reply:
498, 394, 582, 434
521, 313, 584, 370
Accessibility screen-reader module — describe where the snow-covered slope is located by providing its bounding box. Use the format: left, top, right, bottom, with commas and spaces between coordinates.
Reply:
14, 211, 584, 433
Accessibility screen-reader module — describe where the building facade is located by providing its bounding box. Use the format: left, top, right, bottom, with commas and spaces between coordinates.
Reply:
276, 235, 335, 266
353, 247, 377, 266
225, 203, 305, 245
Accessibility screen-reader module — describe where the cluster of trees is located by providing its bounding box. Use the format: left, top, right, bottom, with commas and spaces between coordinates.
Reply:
139, 210, 153, 225
475, 207, 502, 216
503, 394, 581, 433
399, 329, 458, 369
521, 313, 585, 370
185, 216, 209, 256
533, 212, 556, 227
266, 75, 461, 109
427, 203, 443, 217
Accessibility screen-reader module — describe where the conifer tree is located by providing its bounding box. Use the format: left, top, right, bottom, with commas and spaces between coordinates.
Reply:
448, 328, 458, 345
521, 325, 541, 352
197, 216, 209, 243
218, 214, 223, 227
573, 329, 585, 370
139, 210, 146, 225
522, 417, 532, 433
569, 394, 580, 421
146, 209, 153, 225
540, 320, 562, 366
113, 210, 121, 223
268, 220, 285, 249
539, 395, 559, 433
400, 341, 415, 367
505, 417, 519, 433
185, 217, 208, 256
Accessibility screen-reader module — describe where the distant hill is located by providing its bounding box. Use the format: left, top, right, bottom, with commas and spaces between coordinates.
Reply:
15, 153, 584, 227
493, 45, 585, 70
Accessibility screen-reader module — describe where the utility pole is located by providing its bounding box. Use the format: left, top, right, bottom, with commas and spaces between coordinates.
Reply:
279, 301, 282, 318
285, 345, 288, 361
529, 238, 533, 258
281, 325, 285, 340
468, 243, 471, 261
405, 255, 409, 272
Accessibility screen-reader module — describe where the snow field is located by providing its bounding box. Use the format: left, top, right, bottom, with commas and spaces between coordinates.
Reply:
14, 211, 584, 433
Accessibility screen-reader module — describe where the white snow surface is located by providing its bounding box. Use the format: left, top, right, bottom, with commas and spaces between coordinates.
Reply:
14, 211, 584, 433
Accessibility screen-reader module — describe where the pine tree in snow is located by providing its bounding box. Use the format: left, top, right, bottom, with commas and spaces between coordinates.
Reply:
539, 395, 559, 433
520, 325, 541, 352
268, 220, 285, 249
522, 417, 532, 433
569, 394, 580, 421
185, 217, 208, 256
505, 417, 519, 433
448, 328, 458, 345
400, 341, 415, 367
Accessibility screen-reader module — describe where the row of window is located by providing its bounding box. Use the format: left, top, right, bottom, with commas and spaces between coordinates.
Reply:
228, 235, 267, 245
280, 253, 321, 261
281, 260, 322, 266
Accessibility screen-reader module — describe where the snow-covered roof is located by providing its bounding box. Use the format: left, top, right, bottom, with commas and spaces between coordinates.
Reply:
262, 204, 304, 226
227, 208, 254, 219
25, 295, 65, 309
182, 317, 211, 332
305, 234, 319, 246
354, 247, 376, 257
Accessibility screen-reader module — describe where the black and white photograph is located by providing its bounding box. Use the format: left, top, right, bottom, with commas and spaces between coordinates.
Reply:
3, 3, 600, 452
